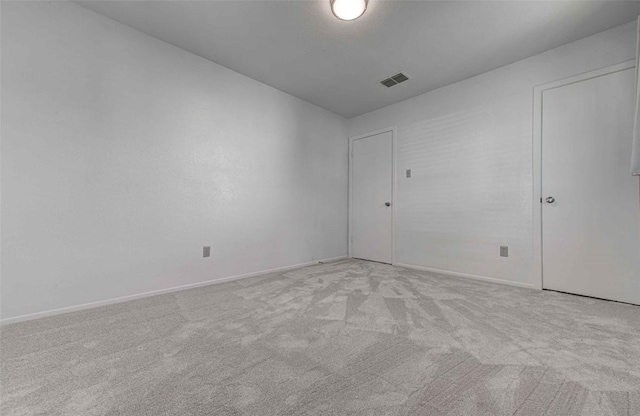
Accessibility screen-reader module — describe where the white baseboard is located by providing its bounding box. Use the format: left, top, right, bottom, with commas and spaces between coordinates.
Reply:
394, 262, 536, 289
1, 256, 348, 326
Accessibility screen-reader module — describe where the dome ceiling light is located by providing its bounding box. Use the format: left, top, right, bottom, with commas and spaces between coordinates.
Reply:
330, 0, 368, 21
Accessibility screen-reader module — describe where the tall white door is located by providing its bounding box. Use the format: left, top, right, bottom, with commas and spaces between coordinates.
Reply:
351, 131, 393, 264
542, 67, 640, 305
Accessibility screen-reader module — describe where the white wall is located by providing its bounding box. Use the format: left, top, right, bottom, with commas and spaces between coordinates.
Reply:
1, 1, 348, 321
348, 20, 638, 288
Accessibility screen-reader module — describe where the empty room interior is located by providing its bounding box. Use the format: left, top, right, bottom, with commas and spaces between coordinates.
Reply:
3, 0, 640, 414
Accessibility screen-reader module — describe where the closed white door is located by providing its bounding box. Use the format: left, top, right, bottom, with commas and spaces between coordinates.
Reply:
351, 131, 393, 264
542, 67, 640, 305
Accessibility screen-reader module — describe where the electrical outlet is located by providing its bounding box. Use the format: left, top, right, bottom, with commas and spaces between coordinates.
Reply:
203, 246, 211, 258
500, 246, 508, 257
406, 169, 412, 178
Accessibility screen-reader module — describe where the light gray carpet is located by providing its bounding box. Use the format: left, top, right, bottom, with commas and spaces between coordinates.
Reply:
1, 259, 640, 415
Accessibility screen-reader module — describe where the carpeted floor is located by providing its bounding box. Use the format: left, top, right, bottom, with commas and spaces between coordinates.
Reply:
1, 259, 640, 415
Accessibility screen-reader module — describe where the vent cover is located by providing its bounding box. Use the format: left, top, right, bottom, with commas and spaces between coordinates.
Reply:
380, 72, 410, 88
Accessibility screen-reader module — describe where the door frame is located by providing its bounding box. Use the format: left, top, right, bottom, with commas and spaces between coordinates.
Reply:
348, 127, 397, 264
532, 59, 635, 290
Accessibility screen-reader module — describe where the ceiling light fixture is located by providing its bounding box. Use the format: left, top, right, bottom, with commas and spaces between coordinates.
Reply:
330, 0, 368, 21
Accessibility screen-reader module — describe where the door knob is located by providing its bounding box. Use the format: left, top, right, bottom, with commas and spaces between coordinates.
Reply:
545, 196, 555, 204
385, 202, 391, 207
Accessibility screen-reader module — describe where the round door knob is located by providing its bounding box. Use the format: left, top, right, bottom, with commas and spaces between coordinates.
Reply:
385, 202, 391, 207
545, 196, 555, 204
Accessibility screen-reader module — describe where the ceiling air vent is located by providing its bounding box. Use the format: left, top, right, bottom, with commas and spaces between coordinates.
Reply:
380, 72, 410, 88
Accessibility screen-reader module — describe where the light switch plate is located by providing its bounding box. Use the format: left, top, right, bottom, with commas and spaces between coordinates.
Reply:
500, 246, 508, 257
406, 169, 411, 178
203, 246, 211, 258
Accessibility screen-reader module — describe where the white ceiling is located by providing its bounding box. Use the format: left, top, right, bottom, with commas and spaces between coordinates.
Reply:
76, 1, 640, 118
